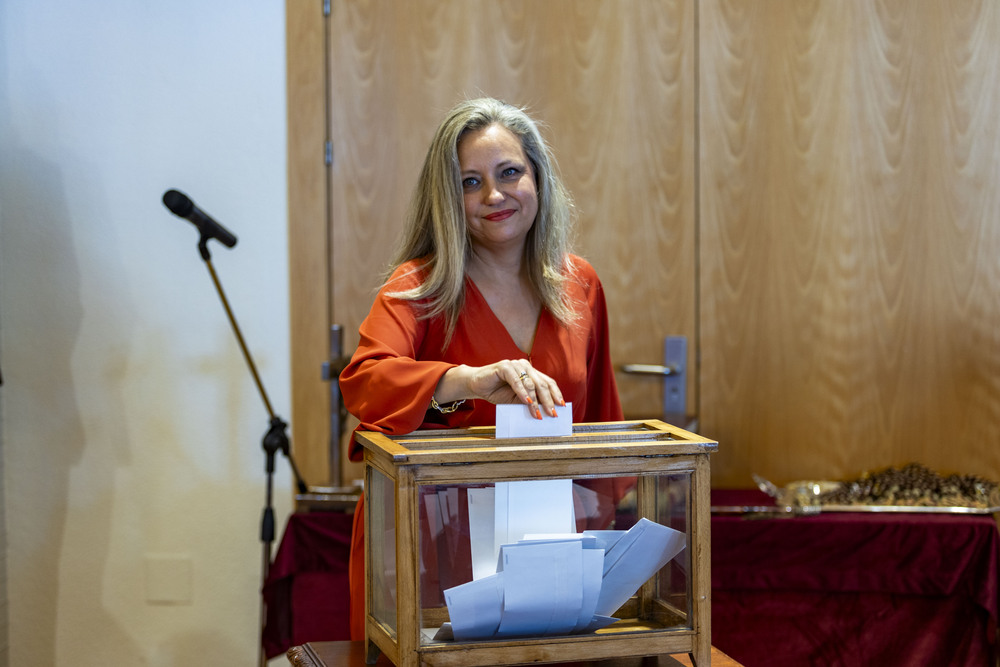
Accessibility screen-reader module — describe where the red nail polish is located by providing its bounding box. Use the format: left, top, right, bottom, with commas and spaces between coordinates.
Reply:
550, 408, 558, 418
535, 407, 542, 419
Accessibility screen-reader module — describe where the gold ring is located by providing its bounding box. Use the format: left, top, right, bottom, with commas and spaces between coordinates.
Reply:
518, 372, 529, 381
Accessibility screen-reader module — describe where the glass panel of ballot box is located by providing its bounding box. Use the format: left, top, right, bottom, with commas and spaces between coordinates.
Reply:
358, 420, 717, 667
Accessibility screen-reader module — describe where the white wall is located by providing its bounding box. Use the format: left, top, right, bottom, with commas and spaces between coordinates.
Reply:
0, 2, 295, 665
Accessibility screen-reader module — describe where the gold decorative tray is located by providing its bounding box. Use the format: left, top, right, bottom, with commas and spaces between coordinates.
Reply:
749, 465, 1000, 515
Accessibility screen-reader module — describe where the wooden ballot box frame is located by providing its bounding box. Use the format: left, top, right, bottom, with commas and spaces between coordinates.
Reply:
356, 420, 718, 667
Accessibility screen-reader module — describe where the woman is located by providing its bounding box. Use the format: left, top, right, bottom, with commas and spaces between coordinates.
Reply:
339, 97, 623, 639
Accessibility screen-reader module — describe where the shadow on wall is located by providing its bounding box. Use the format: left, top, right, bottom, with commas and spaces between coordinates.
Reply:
0, 88, 140, 663
1, 144, 81, 667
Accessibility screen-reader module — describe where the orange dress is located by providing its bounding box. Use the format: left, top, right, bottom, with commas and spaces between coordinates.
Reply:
339, 255, 623, 639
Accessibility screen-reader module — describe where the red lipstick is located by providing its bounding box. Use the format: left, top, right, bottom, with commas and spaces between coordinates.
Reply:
484, 209, 515, 221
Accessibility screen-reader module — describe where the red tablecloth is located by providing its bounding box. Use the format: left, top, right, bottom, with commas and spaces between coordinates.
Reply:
711, 489, 999, 667
262, 511, 354, 658
261, 492, 1000, 665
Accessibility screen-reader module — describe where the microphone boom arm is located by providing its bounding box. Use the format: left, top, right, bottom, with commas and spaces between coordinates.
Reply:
202, 256, 308, 494
165, 190, 306, 667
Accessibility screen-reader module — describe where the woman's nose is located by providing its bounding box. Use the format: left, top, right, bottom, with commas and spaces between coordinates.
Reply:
484, 182, 504, 204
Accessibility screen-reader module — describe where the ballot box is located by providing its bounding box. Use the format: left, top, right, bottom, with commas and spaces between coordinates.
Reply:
356, 419, 718, 667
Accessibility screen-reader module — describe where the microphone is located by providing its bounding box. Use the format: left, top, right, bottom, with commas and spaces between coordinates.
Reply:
162, 189, 238, 248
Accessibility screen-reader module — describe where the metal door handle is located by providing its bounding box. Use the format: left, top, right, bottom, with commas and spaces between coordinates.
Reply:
622, 363, 681, 376
619, 336, 688, 422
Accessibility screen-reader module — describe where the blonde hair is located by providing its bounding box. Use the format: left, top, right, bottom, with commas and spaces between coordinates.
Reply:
386, 97, 576, 339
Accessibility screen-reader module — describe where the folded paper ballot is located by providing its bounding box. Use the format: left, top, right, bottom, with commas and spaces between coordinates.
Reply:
596, 518, 687, 616
441, 518, 686, 641
495, 402, 573, 438
468, 479, 575, 581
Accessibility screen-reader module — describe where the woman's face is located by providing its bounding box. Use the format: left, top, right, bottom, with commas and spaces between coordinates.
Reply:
457, 124, 539, 256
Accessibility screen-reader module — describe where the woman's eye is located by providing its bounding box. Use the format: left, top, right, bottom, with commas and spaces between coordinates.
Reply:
462, 177, 480, 189
502, 167, 520, 178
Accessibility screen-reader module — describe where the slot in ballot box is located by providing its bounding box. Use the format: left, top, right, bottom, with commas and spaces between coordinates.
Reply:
356, 420, 718, 667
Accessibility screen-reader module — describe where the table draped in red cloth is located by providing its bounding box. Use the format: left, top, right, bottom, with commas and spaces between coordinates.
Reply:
261, 511, 354, 659
261, 491, 1000, 666
710, 489, 1000, 667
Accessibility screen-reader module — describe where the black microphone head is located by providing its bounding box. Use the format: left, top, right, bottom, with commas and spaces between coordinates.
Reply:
163, 189, 194, 217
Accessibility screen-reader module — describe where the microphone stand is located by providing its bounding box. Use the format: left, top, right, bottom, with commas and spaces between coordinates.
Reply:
192, 234, 308, 667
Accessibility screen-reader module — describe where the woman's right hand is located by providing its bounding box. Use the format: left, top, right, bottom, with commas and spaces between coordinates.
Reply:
435, 361, 565, 419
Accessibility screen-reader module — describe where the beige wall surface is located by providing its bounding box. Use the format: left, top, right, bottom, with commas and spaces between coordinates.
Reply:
0, 3, 293, 665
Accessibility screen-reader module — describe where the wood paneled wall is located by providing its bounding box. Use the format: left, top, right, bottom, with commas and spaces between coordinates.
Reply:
699, 0, 1000, 486
287, 0, 330, 483
327, 0, 697, 415
289, 0, 697, 486
288, 0, 1000, 490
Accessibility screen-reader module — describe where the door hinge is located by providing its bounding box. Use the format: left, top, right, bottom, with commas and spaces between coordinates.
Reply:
325, 141, 333, 166
323, 0, 331, 17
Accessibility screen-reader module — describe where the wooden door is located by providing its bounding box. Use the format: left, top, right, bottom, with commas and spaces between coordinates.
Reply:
288, 0, 698, 486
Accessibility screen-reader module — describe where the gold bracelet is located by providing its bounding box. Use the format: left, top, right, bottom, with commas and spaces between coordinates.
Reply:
430, 396, 466, 414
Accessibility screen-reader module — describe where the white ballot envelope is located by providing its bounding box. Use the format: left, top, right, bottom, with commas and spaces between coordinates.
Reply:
443, 516, 687, 641
595, 518, 686, 616
495, 540, 583, 637
467, 479, 575, 580
496, 402, 572, 438
443, 573, 504, 641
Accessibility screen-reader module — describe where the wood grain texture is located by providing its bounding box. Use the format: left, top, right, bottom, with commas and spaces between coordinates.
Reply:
287, 641, 745, 667
290, 1, 1000, 492
287, 0, 333, 481
315, 0, 697, 484
699, 0, 1000, 486
361, 428, 714, 666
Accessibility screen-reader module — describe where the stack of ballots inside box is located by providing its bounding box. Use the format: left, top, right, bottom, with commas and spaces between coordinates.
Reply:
434, 479, 686, 641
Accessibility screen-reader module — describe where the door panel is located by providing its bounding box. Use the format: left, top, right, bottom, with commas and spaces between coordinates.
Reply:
303, 0, 697, 484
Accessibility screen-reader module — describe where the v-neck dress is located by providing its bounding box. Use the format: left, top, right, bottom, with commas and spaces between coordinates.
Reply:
338, 254, 624, 640
340, 254, 623, 457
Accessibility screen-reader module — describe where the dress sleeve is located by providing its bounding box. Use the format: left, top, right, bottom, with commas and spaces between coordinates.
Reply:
339, 275, 458, 450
